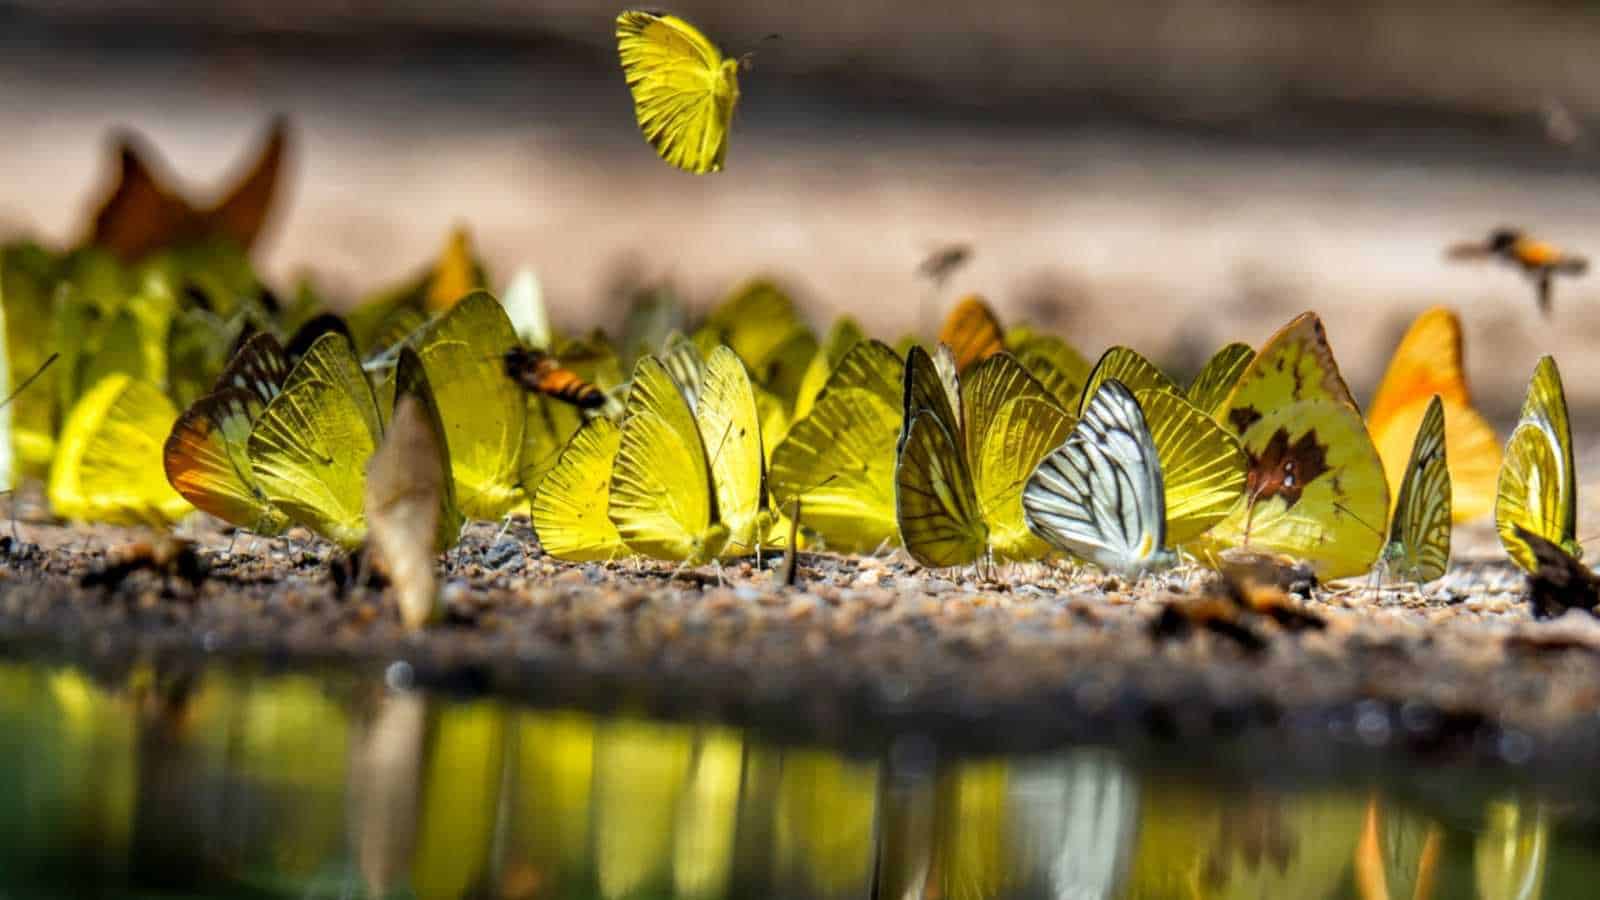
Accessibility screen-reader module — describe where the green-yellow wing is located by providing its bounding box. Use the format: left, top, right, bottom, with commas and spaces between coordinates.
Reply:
248, 332, 382, 549
393, 345, 465, 551
771, 340, 903, 552
616, 10, 739, 174
518, 394, 586, 505
1080, 346, 1179, 416
897, 409, 985, 568
793, 316, 866, 421
49, 374, 192, 525
164, 387, 289, 534
1196, 312, 1388, 579
534, 417, 626, 562
902, 345, 960, 435
1522, 356, 1576, 548
1134, 389, 1247, 545
609, 357, 726, 563
698, 281, 813, 382
1009, 332, 1092, 412
1497, 425, 1570, 574
660, 332, 706, 409
961, 353, 1076, 562
1186, 342, 1255, 418
696, 345, 768, 556
410, 291, 526, 520
1383, 395, 1451, 583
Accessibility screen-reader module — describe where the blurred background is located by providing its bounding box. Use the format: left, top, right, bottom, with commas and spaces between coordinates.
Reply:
4, 0, 1600, 416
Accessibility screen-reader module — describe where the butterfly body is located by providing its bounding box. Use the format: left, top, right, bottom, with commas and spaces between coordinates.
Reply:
503, 346, 606, 409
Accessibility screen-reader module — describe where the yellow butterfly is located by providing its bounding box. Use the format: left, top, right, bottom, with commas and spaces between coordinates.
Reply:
1006, 327, 1092, 412
1075, 345, 1247, 544
1185, 342, 1254, 419
1078, 346, 1180, 416
533, 417, 626, 562
1367, 306, 1501, 523
1194, 312, 1390, 579
2, 243, 65, 474
49, 374, 192, 525
164, 332, 292, 534
405, 291, 527, 521
1380, 395, 1451, 584
792, 316, 866, 422
616, 10, 740, 174
248, 331, 384, 549
609, 345, 769, 563
1496, 355, 1579, 573
696, 279, 817, 413
770, 340, 903, 552
896, 346, 1075, 567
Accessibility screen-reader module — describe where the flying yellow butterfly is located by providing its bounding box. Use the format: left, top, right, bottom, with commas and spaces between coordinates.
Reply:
616, 10, 740, 174
896, 345, 1075, 567
248, 331, 384, 549
1367, 306, 1500, 523
609, 345, 771, 563
49, 374, 192, 525
1378, 395, 1451, 585
770, 339, 903, 552
164, 332, 292, 534
1496, 355, 1579, 574
404, 291, 527, 521
1193, 312, 1390, 579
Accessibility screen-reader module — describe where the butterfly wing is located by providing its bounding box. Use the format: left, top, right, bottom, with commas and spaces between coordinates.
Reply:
616, 10, 738, 174
424, 226, 485, 313
1080, 347, 1179, 417
938, 295, 1006, 373
87, 137, 199, 260
1367, 307, 1500, 522
392, 346, 465, 550
410, 292, 527, 520
1134, 388, 1247, 545
961, 353, 1076, 561
1199, 312, 1389, 579
696, 345, 768, 554
164, 387, 290, 534
1384, 395, 1450, 583
212, 331, 290, 404
793, 316, 866, 421
1009, 331, 1092, 413
1023, 380, 1168, 573
609, 356, 722, 562
50, 374, 192, 525
518, 393, 586, 504
1185, 342, 1255, 418
533, 417, 627, 562
1497, 424, 1569, 574
896, 409, 985, 568
1520, 355, 1577, 550
499, 267, 553, 351
770, 340, 903, 552
248, 332, 382, 548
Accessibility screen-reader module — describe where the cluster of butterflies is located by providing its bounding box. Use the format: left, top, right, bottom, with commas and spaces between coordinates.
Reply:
29, 222, 1573, 594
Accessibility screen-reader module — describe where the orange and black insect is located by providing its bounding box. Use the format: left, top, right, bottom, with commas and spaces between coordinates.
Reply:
1448, 227, 1589, 314
503, 347, 605, 409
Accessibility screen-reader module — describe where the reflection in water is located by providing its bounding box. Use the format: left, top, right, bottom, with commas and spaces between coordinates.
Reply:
0, 661, 1578, 899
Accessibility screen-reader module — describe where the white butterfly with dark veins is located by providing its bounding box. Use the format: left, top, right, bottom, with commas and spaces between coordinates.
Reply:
1023, 379, 1177, 575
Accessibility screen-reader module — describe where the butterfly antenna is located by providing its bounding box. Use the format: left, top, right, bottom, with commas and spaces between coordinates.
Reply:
0, 352, 59, 410
1333, 501, 1385, 539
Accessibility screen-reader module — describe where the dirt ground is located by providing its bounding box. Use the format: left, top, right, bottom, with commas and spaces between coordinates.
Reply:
10, 513, 1600, 783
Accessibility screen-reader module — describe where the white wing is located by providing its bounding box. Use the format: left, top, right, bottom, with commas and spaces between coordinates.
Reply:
500, 267, 552, 351
1022, 379, 1169, 574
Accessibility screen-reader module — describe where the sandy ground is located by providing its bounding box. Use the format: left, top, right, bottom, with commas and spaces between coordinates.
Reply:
10, 515, 1600, 783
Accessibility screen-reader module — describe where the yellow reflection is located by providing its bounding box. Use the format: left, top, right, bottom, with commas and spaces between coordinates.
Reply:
774, 750, 880, 898
1354, 793, 1443, 900
593, 718, 696, 900
932, 760, 1011, 900
505, 709, 597, 894
1475, 799, 1547, 900
412, 700, 507, 900
1127, 784, 1365, 900
673, 728, 744, 900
